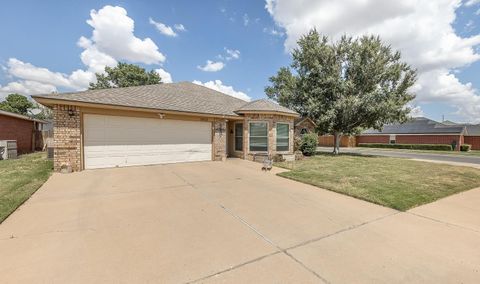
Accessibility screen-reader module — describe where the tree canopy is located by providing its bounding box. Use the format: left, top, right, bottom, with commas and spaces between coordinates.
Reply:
0, 93, 34, 115
89, 62, 162, 90
265, 30, 417, 154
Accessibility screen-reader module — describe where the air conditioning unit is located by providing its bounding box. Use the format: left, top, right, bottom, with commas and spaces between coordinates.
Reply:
0, 140, 18, 160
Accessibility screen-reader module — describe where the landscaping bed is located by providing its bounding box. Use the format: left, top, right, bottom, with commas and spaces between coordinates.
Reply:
0, 152, 53, 223
276, 153, 480, 211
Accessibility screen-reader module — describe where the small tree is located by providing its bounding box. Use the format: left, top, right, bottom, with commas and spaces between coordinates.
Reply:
89, 62, 162, 89
266, 30, 417, 154
300, 133, 318, 156
0, 93, 34, 115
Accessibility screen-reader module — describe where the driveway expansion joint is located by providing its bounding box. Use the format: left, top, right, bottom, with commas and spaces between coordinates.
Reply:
407, 211, 480, 234
170, 169, 330, 283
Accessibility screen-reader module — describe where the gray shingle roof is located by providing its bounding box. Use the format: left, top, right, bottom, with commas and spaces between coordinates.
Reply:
362, 117, 466, 135
234, 99, 298, 115
0, 109, 47, 123
465, 125, 480, 136
32, 82, 251, 117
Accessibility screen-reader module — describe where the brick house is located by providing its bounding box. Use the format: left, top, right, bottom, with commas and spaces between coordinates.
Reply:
356, 117, 468, 151
294, 117, 316, 137
0, 110, 47, 154
32, 82, 298, 172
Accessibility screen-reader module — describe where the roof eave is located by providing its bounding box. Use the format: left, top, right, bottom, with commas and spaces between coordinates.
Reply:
235, 110, 299, 118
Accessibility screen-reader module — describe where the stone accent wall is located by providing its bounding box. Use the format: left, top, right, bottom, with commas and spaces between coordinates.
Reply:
212, 119, 227, 161
243, 113, 295, 161
53, 105, 81, 172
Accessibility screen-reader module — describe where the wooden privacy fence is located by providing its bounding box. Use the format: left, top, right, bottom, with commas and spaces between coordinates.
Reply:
318, 135, 356, 147
34, 129, 53, 151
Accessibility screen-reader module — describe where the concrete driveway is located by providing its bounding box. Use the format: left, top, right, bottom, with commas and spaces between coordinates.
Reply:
0, 159, 479, 283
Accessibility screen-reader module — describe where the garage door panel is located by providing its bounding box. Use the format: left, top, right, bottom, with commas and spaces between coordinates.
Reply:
84, 114, 212, 169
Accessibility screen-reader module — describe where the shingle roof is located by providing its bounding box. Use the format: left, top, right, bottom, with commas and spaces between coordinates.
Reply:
465, 125, 480, 136
0, 109, 47, 123
32, 82, 251, 117
234, 99, 298, 115
362, 117, 466, 135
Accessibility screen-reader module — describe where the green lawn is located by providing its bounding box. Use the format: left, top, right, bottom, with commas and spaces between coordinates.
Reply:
0, 152, 53, 223
276, 153, 480, 211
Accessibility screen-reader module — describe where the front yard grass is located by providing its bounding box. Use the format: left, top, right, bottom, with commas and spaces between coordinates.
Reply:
0, 152, 53, 223
276, 153, 480, 211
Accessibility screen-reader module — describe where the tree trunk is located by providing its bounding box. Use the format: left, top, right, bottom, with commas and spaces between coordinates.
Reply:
333, 132, 341, 155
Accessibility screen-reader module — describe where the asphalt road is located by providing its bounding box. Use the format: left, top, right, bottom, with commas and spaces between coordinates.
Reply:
316, 147, 480, 166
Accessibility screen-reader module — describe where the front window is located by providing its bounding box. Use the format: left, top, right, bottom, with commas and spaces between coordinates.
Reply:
276, 123, 289, 151
249, 122, 268, 152
235, 123, 243, 151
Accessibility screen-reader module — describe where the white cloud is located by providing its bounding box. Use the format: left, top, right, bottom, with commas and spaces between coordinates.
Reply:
155, 68, 172, 83
465, 0, 480, 6
197, 60, 225, 72
225, 48, 240, 60
174, 24, 186, 31
193, 80, 251, 101
409, 105, 425, 117
476, 8, 480, 15
149, 17, 177, 37
86, 6, 165, 64
0, 80, 57, 99
1, 5, 166, 99
265, 0, 480, 122
263, 27, 285, 37
243, 14, 250, 26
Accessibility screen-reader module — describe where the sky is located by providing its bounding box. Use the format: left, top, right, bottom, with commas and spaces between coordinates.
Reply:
0, 0, 479, 123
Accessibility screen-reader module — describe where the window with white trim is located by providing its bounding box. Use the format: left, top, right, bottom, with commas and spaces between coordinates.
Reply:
249, 122, 268, 152
276, 123, 289, 151
235, 123, 243, 151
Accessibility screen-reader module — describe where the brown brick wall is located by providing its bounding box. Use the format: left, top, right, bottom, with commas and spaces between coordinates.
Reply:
464, 136, 480, 150
212, 120, 227, 161
395, 135, 462, 150
243, 113, 294, 161
53, 105, 81, 172
0, 114, 34, 154
356, 135, 390, 144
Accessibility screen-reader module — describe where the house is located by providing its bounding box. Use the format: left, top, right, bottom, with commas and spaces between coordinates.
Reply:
356, 117, 467, 150
0, 110, 47, 154
294, 117, 316, 137
32, 82, 298, 172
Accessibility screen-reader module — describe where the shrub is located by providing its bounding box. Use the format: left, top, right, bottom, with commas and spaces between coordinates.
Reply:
460, 144, 471, 152
300, 133, 318, 156
358, 143, 453, 151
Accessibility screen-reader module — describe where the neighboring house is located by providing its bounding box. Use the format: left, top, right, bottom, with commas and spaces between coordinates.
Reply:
294, 117, 316, 137
0, 110, 47, 154
357, 117, 467, 150
33, 82, 298, 172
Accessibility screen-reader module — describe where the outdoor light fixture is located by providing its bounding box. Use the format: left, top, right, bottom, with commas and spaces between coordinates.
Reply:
67, 108, 75, 117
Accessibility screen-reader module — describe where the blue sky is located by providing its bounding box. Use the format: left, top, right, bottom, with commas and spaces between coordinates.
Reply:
1, 0, 479, 123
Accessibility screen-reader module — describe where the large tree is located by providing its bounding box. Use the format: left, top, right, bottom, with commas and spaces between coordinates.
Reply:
89, 62, 162, 89
266, 30, 417, 154
0, 93, 34, 115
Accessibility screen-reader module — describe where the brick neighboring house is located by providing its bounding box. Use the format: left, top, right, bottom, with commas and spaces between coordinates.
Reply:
32, 82, 299, 172
0, 110, 47, 154
356, 117, 468, 151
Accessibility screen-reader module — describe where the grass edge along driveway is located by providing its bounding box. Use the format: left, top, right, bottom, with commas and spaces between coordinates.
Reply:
0, 152, 53, 223
276, 153, 480, 211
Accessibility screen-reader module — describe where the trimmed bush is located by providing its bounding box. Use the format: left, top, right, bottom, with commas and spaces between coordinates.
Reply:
358, 143, 453, 151
300, 133, 318, 156
460, 144, 471, 152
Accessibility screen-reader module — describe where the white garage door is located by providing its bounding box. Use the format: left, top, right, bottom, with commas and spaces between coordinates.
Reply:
84, 114, 212, 169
